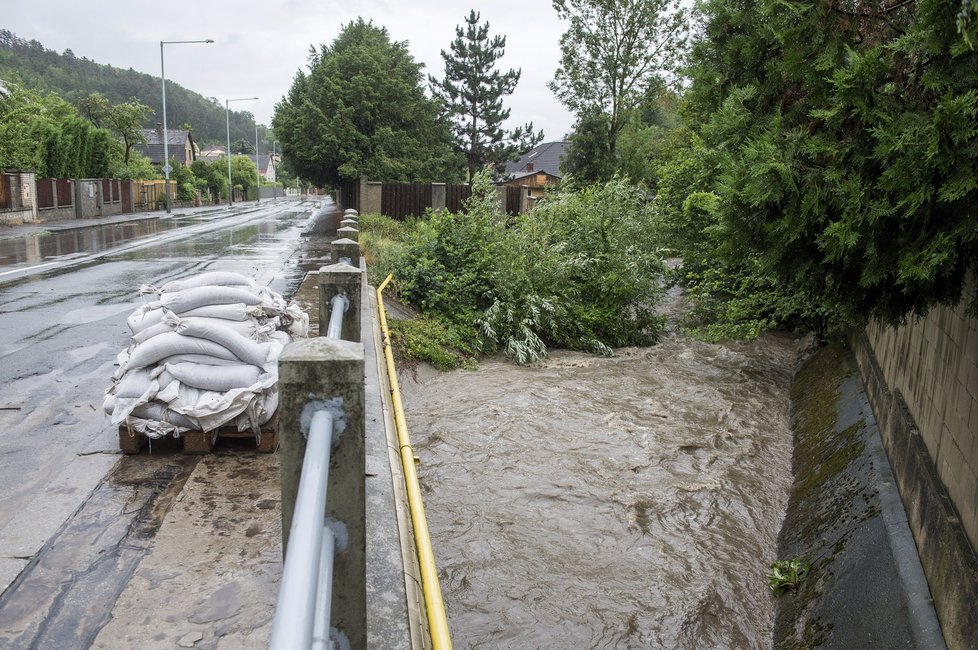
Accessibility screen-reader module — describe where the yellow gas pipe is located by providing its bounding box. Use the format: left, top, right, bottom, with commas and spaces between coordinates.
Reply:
376, 274, 452, 650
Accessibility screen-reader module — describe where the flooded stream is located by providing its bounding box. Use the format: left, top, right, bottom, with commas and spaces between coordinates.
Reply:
402, 329, 799, 648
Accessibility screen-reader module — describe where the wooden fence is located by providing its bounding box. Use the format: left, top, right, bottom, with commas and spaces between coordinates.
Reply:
446, 184, 471, 214
0, 173, 12, 210
381, 183, 432, 220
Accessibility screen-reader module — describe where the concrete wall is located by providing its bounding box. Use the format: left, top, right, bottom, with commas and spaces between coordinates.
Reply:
853, 272, 978, 648
74, 180, 101, 218
865, 273, 978, 548
0, 171, 38, 225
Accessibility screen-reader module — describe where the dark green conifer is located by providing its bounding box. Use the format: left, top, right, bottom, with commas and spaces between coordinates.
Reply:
430, 10, 542, 181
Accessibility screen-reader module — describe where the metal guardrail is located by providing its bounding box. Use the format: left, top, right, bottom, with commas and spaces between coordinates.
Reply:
269, 410, 337, 650
270, 250, 353, 650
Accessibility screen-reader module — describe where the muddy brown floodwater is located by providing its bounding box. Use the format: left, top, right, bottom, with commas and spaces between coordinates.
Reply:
402, 330, 800, 649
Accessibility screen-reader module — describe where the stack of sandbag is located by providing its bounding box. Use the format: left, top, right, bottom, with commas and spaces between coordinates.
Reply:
104, 271, 309, 439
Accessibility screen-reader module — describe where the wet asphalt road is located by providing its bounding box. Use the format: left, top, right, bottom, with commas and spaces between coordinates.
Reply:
0, 200, 316, 648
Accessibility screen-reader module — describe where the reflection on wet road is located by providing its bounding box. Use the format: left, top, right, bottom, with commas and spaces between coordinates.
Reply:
403, 332, 798, 648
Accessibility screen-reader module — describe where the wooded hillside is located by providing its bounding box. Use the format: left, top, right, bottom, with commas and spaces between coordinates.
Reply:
0, 30, 258, 146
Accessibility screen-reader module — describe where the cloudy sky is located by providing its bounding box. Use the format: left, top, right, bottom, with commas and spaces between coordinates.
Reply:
4, 0, 576, 141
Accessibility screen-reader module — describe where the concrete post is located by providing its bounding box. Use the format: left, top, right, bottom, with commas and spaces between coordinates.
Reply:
431, 182, 446, 212
319, 263, 363, 342
495, 184, 507, 214
363, 182, 382, 215
278, 337, 366, 649
344, 208, 359, 217
358, 176, 369, 213
332, 238, 360, 267
340, 218, 358, 229
337, 226, 359, 242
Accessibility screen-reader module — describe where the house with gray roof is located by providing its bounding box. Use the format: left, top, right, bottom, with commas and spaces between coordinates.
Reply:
133, 125, 197, 167
502, 141, 569, 198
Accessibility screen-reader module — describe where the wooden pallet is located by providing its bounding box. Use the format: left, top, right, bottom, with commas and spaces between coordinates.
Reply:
119, 419, 277, 455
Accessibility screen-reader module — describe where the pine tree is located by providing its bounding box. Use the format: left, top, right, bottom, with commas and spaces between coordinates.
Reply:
430, 10, 542, 181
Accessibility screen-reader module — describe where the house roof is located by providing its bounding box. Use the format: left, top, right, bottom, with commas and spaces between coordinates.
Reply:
134, 128, 195, 164
503, 141, 569, 178
248, 154, 272, 174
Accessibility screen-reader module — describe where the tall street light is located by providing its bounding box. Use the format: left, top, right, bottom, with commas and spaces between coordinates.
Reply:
225, 97, 258, 207
255, 125, 261, 205
160, 39, 213, 214
272, 140, 279, 200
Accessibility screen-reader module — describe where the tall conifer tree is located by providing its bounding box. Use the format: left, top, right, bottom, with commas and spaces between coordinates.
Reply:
430, 10, 542, 181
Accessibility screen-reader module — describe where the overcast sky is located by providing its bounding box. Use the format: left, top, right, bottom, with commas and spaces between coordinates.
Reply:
4, 0, 576, 141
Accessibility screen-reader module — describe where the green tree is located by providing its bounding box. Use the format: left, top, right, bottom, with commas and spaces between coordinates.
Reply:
429, 10, 542, 181
114, 150, 158, 180
228, 154, 257, 195
560, 108, 615, 185
0, 82, 121, 177
79, 93, 154, 163
273, 19, 462, 187
191, 159, 227, 199
549, 0, 687, 161
687, 0, 978, 325
231, 138, 254, 155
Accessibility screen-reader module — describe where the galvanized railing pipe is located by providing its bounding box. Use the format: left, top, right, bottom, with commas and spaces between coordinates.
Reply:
269, 410, 335, 650
326, 294, 348, 340
311, 524, 336, 650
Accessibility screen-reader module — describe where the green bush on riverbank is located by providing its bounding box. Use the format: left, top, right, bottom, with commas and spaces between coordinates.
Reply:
362, 172, 665, 367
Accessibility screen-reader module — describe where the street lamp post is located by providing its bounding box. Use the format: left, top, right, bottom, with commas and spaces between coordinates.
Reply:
160, 39, 213, 214
255, 126, 261, 204
271, 140, 277, 199
225, 97, 258, 207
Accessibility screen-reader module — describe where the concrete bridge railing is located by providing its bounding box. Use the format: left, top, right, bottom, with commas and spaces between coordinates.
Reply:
272, 209, 431, 649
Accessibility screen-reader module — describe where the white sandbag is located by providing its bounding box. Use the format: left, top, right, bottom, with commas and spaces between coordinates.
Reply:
103, 393, 116, 415
159, 354, 243, 367
120, 416, 186, 439
132, 312, 266, 344
122, 332, 238, 372
161, 286, 263, 314
233, 389, 279, 432
131, 321, 173, 345
178, 303, 263, 321
158, 271, 255, 293
127, 302, 164, 333
128, 401, 197, 430
284, 303, 310, 338
175, 320, 271, 367
159, 383, 257, 432
267, 330, 291, 347
113, 368, 154, 398
265, 340, 286, 365
165, 362, 261, 392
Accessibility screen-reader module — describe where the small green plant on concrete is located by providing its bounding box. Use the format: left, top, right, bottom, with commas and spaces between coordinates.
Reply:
768, 558, 809, 595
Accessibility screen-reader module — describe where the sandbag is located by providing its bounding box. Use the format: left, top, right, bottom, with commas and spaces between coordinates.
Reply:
165, 362, 261, 392
123, 332, 238, 371
158, 271, 255, 293
178, 303, 262, 321
159, 354, 243, 367
133, 313, 265, 345
131, 321, 173, 345
175, 319, 271, 367
161, 286, 263, 314
127, 303, 165, 333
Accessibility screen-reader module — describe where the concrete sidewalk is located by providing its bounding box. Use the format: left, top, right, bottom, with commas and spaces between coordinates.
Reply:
0, 200, 278, 239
